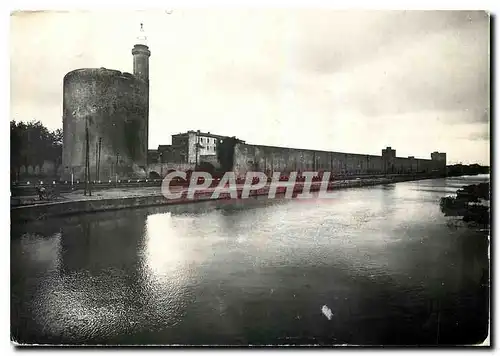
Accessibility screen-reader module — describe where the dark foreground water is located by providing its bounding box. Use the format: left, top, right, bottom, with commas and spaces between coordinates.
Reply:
11, 175, 490, 345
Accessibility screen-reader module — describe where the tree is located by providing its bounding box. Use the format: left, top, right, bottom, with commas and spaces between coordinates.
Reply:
10, 120, 63, 180
10, 120, 24, 180
49, 128, 63, 167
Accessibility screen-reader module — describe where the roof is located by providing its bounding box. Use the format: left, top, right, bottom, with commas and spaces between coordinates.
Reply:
172, 130, 242, 141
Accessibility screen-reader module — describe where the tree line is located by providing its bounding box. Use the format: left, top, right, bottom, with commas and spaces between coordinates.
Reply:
447, 164, 490, 177
10, 120, 62, 180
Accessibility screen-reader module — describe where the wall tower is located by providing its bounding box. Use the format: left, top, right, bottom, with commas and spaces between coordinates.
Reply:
61, 23, 151, 181
131, 23, 151, 170
132, 23, 151, 82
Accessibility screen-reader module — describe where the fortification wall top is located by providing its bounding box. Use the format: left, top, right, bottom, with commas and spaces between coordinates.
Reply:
64, 68, 148, 86
238, 143, 433, 162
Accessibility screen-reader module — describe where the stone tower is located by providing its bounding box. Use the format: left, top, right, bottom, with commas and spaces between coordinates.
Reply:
131, 23, 151, 171
61, 23, 151, 181
132, 23, 151, 82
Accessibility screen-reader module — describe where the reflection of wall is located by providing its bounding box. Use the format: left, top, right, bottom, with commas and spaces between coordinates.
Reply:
60, 210, 147, 274
12, 232, 62, 278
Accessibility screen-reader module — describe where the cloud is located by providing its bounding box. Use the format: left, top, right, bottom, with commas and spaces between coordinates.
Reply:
300, 12, 489, 119
467, 131, 490, 141
10, 10, 491, 165
297, 11, 488, 74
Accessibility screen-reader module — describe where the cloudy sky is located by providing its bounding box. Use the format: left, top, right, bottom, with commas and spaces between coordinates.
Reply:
11, 10, 490, 164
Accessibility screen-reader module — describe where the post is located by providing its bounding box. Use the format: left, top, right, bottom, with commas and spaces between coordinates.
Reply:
344, 154, 347, 179
85, 122, 92, 196
115, 153, 119, 184
97, 137, 102, 181
84, 121, 88, 195
95, 140, 98, 181
195, 134, 199, 166
159, 152, 163, 178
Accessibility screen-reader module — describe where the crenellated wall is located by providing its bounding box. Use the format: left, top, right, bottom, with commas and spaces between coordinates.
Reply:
233, 143, 445, 178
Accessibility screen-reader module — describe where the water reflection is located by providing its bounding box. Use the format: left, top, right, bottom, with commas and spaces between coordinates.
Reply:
11, 176, 489, 345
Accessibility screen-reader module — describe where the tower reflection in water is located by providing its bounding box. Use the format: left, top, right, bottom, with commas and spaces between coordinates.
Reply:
13, 210, 150, 343
11, 176, 489, 345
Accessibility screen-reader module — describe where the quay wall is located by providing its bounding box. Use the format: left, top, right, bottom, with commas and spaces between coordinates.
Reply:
11, 175, 438, 222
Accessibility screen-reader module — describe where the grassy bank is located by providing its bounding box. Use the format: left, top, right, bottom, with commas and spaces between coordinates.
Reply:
440, 182, 490, 228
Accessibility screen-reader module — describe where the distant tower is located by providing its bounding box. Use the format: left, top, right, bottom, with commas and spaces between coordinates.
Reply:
132, 23, 151, 169
132, 23, 151, 82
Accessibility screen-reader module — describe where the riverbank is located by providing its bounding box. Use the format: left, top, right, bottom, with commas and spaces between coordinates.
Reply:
11, 174, 490, 346
440, 182, 490, 228
11, 175, 436, 221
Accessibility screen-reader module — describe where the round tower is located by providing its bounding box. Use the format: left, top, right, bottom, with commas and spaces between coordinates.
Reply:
61, 24, 151, 181
132, 23, 151, 82
62, 68, 149, 181
132, 23, 151, 170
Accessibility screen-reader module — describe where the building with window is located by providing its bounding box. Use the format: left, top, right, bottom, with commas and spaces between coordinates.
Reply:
150, 130, 245, 165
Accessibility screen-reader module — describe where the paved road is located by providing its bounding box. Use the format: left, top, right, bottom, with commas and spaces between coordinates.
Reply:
11, 179, 386, 207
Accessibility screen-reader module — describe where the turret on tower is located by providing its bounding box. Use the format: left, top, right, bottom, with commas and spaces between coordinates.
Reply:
132, 23, 151, 82
131, 22, 150, 172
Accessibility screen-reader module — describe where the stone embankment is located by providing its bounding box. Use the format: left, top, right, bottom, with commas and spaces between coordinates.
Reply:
11, 175, 435, 221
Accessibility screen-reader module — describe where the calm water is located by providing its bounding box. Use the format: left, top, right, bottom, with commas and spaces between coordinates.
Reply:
11, 175, 490, 345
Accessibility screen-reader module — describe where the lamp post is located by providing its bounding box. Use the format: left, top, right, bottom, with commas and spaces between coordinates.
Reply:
96, 137, 102, 181
73, 106, 96, 196
159, 152, 163, 178
115, 153, 120, 184
344, 153, 348, 179
65, 166, 74, 189
95, 140, 98, 180
83, 117, 92, 196
195, 135, 200, 167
